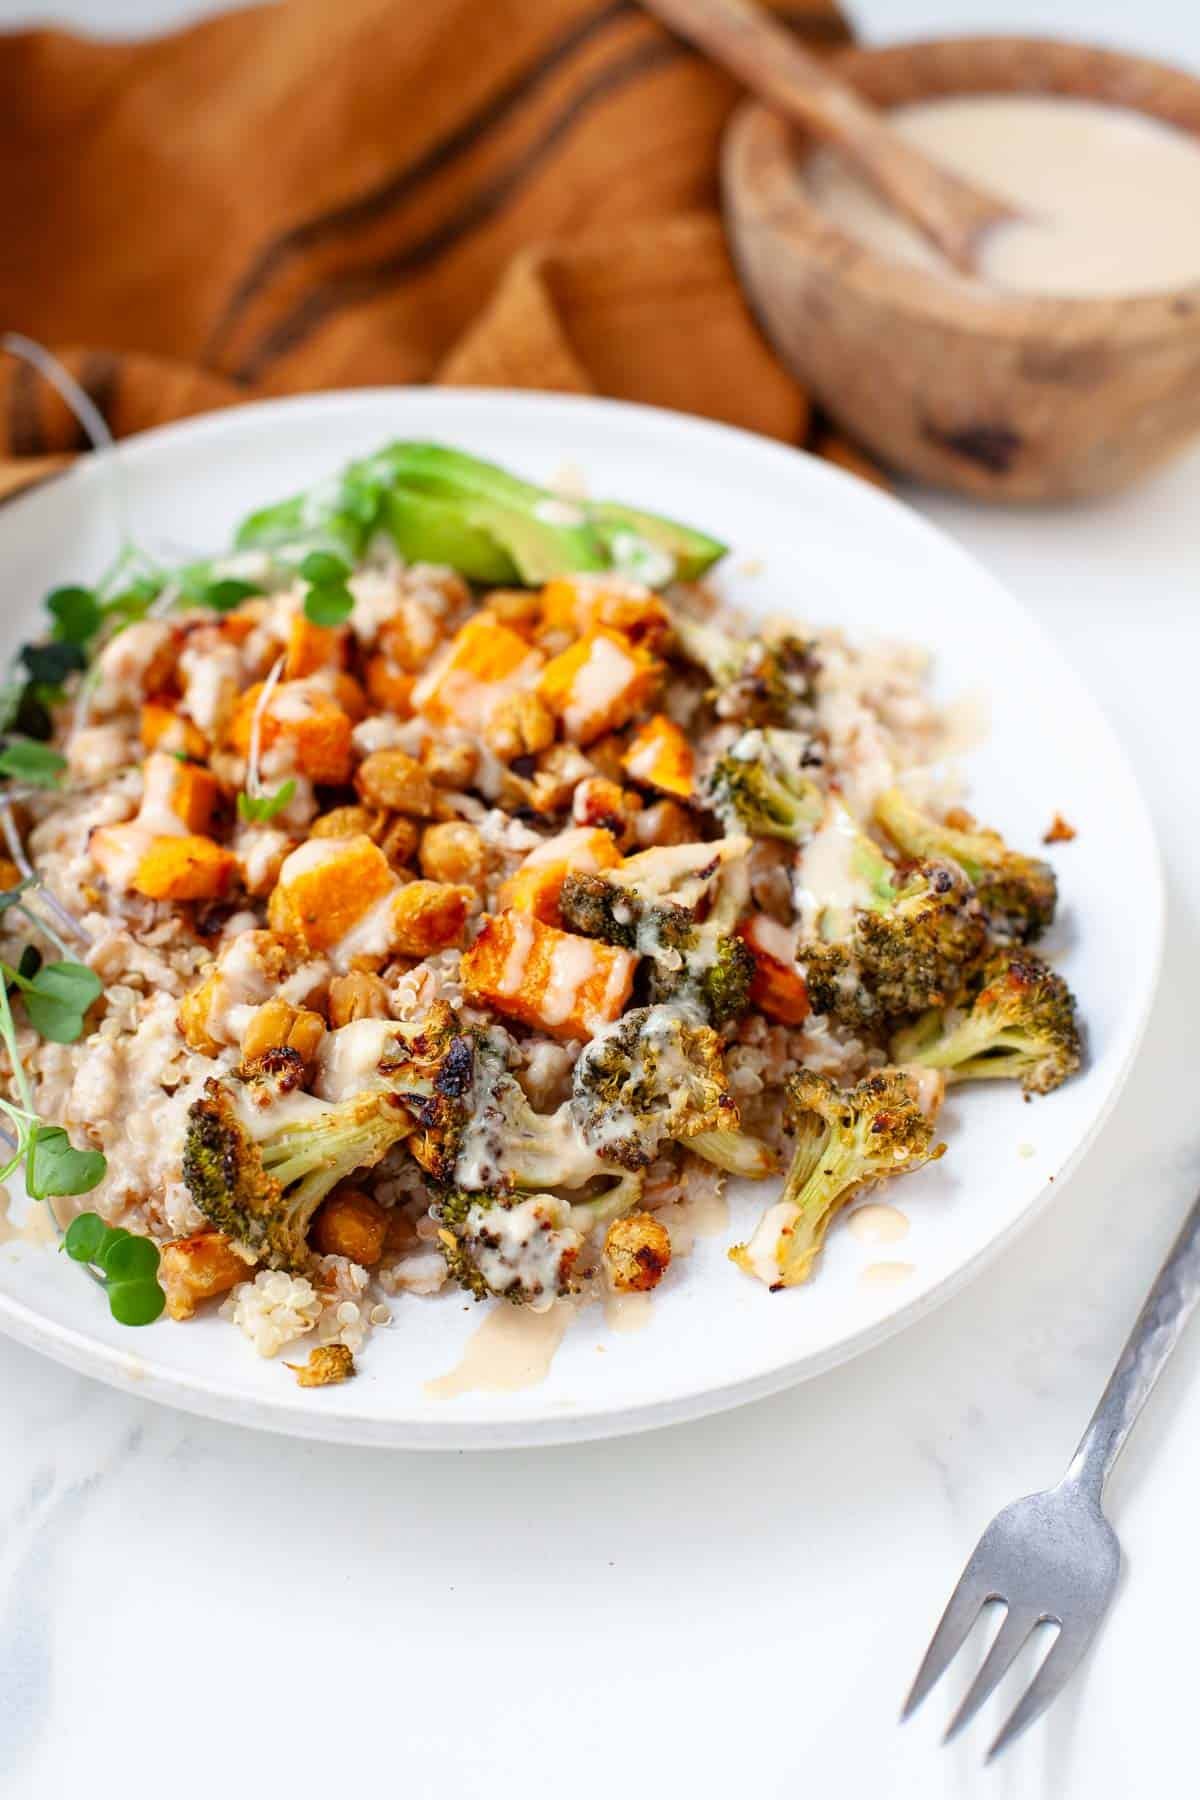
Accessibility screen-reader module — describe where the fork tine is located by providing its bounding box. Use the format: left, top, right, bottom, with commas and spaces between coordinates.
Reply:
942, 1607, 1035, 1743
900, 1563, 992, 1720
986, 1624, 1090, 1761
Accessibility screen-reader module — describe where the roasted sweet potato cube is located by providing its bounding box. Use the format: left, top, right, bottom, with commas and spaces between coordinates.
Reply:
496, 827, 622, 925
284, 614, 347, 679
539, 578, 669, 647
139, 750, 220, 836
537, 629, 662, 746
132, 835, 240, 901
738, 916, 810, 1026
622, 714, 695, 800
140, 701, 208, 761
270, 835, 396, 954
461, 911, 636, 1041
229, 679, 354, 784
160, 1231, 251, 1320
412, 615, 545, 733
364, 657, 416, 718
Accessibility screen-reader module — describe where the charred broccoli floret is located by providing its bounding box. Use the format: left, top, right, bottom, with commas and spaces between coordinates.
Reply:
890, 948, 1081, 1096
851, 860, 988, 1016
571, 1004, 774, 1177
433, 1170, 644, 1305
669, 612, 815, 725
182, 1054, 411, 1270
560, 839, 756, 1026
376, 1002, 476, 1182
875, 787, 1056, 942
708, 728, 825, 843
730, 1067, 944, 1287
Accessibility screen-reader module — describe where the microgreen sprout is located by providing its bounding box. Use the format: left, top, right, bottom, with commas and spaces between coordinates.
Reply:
63, 1213, 165, 1326
237, 781, 296, 824
300, 550, 354, 627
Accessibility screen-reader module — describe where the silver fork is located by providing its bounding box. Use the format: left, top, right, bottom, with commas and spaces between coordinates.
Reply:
902, 1190, 1200, 1760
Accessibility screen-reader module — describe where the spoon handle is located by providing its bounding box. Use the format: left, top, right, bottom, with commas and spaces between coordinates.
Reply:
642, 0, 1012, 270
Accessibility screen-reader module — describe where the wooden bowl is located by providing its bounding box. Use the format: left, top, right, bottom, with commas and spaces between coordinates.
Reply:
723, 38, 1200, 500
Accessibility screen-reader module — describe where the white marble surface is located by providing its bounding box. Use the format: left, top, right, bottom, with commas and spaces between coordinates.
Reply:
1, 0, 1199, 1793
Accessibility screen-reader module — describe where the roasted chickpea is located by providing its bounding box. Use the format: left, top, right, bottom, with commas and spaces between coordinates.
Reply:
356, 750, 436, 817
419, 821, 488, 888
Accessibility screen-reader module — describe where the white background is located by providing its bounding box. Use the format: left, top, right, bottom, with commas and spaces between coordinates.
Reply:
0, 0, 1198, 1796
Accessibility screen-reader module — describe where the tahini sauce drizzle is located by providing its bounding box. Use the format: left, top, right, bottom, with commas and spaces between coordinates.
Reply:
424, 1302, 573, 1399
0, 1186, 58, 1247
847, 1202, 910, 1248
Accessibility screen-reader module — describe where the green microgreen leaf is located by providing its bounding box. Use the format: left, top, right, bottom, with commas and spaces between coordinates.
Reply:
0, 739, 67, 788
102, 576, 162, 625
64, 1211, 110, 1263
5, 957, 102, 1043
100, 1232, 160, 1282
299, 550, 351, 586
20, 641, 87, 687
46, 585, 103, 645
27, 1128, 106, 1198
303, 583, 354, 627
198, 577, 260, 613
237, 779, 296, 824
107, 1275, 166, 1326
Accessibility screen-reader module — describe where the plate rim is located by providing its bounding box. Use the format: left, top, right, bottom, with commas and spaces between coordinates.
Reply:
0, 386, 1166, 1448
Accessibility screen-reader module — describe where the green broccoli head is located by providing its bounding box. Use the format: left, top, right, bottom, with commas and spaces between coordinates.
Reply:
433, 1169, 646, 1305
376, 1001, 477, 1182
669, 613, 815, 725
708, 728, 826, 843
875, 787, 1056, 943
561, 840, 755, 1028
890, 947, 1081, 1096
183, 1055, 412, 1270
730, 1066, 944, 1288
571, 1004, 741, 1168
853, 859, 989, 1016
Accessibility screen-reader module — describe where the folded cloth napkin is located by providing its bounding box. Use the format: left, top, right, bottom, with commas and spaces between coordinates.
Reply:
0, 0, 866, 499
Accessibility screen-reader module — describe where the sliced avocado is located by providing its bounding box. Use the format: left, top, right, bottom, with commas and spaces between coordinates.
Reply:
379, 487, 518, 585
368, 443, 609, 584
589, 500, 727, 583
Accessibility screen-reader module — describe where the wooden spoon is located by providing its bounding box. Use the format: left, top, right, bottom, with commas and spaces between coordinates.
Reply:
642, 0, 1015, 271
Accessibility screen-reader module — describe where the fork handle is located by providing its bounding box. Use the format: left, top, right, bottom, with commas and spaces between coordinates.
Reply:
1067, 1192, 1200, 1499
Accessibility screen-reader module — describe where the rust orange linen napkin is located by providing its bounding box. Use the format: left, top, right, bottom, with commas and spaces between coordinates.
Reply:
0, 0, 864, 499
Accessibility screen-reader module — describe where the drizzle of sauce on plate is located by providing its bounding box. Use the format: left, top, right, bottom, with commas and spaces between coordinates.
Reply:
424, 1302, 572, 1400
847, 1202, 910, 1248
858, 1260, 916, 1292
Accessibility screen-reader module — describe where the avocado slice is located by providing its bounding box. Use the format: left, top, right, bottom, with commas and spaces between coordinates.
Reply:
378, 487, 518, 585
588, 500, 727, 584
366, 443, 609, 584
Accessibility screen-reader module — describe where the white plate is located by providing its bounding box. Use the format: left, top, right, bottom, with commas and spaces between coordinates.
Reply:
0, 390, 1162, 1447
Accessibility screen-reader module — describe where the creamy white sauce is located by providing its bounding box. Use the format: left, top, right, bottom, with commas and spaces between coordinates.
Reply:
847, 1201, 910, 1248
738, 1200, 797, 1285
329, 888, 401, 969
315, 1019, 397, 1101
859, 1260, 916, 1291
804, 94, 1200, 297
562, 635, 637, 741
794, 799, 878, 937
540, 934, 599, 1028
424, 1301, 573, 1399
496, 910, 536, 997
520, 826, 612, 872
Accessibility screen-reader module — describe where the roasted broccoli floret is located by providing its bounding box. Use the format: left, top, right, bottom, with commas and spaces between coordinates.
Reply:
890, 948, 1081, 1096
182, 1054, 411, 1270
376, 1002, 476, 1182
669, 613, 815, 726
434, 1170, 644, 1305
571, 1003, 774, 1177
560, 840, 756, 1026
708, 728, 825, 843
730, 1067, 944, 1288
875, 787, 1057, 942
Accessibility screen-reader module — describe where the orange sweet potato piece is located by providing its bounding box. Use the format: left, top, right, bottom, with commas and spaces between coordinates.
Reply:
269, 835, 396, 954
168, 763, 220, 835
364, 657, 416, 717
622, 714, 695, 800
229, 680, 354, 784
140, 701, 207, 761
738, 917, 810, 1026
537, 628, 662, 746
496, 827, 622, 926
412, 615, 545, 732
540, 578, 670, 647
461, 911, 636, 1041
284, 614, 347, 679
132, 835, 240, 902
